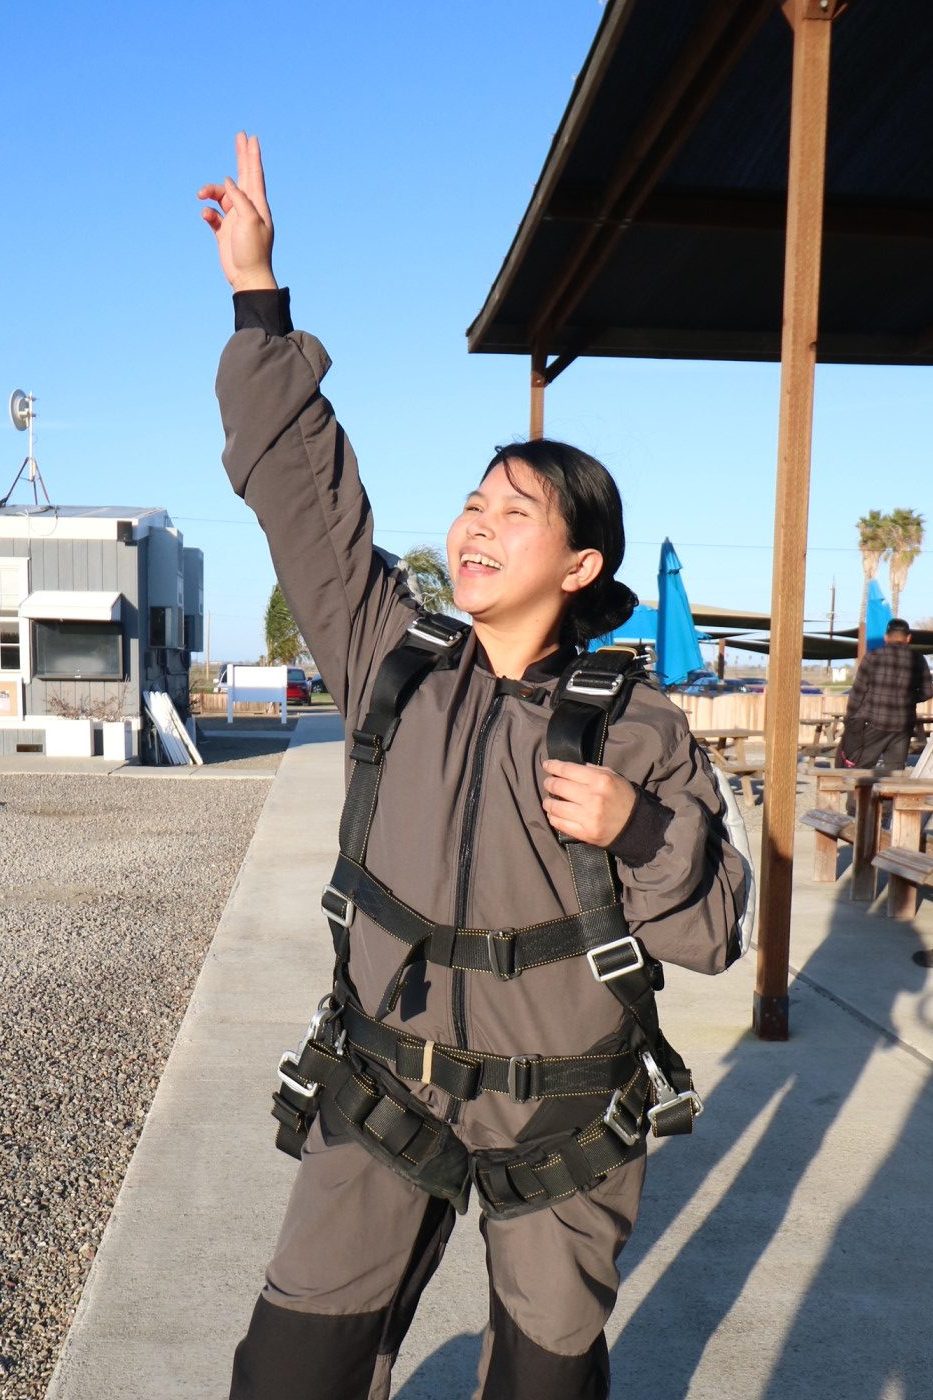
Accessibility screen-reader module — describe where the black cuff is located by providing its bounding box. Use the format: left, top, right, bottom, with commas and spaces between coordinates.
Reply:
608, 787, 674, 869
233, 287, 293, 336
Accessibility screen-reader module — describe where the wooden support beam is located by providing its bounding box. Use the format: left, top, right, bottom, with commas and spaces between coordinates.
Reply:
530, 350, 547, 439
755, 0, 837, 1040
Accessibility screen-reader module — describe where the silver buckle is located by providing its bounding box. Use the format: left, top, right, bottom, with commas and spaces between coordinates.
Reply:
276, 1050, 320, 1104
603, 1088, 641, 1146
564, 668, 626, 699
276, 994, 343, 1102
406, 619, 463, 649
322, 883, 355, 928
641, 1048, 704, 1130
586, 935, 644, 983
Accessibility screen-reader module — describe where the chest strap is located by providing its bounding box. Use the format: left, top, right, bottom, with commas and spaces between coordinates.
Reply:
325, 854, 656, 985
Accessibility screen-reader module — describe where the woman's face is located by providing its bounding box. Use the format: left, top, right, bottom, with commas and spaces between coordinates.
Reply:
446, 458, 601, 634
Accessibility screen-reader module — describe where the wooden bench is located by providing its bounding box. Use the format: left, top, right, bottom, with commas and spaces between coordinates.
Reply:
871, 847, 933, 920
801, 808, 855, 881
800, 771, 886, 898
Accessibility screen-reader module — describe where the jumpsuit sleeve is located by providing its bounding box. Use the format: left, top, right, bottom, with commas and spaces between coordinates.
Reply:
612, 707, 749, 975
215, 318, 419, 720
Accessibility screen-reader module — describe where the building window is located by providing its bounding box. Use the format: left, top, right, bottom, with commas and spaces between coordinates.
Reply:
0, 617, 20, 671
34, 622, 123, 680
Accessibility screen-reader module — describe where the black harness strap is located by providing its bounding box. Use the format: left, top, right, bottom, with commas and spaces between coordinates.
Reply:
277, 633, 702, 1215
340, 1001, 643, 1103
546, 648, 700, 1136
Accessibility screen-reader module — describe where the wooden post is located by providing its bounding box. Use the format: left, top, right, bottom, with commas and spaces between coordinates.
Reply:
530, 348, 547, 439
755, 0, 838, 1040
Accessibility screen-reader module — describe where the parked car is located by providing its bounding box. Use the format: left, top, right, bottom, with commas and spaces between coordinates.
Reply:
213, 664, 230, 693
287, 667, 311, 704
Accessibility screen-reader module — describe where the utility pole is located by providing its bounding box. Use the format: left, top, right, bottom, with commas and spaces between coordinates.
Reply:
828, 577, 835, 642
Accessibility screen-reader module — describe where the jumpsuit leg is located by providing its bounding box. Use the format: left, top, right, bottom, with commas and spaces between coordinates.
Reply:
229, 1118, 455, 1400
475, 1147, 647, 1400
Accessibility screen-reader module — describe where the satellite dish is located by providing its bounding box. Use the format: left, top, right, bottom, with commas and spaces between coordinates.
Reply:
9, 390, 33, 432
2, 389, 50, 508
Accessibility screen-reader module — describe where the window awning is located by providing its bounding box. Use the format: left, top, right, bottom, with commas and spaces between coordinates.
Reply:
20, 591, 122, 623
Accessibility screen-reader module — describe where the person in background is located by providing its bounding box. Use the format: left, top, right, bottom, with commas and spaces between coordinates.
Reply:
838, 618, 933, 770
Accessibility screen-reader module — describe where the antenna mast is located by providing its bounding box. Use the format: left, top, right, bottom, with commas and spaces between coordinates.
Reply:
2, 390, 52, 508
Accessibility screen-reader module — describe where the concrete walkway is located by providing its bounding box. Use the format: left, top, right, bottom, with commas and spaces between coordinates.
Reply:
45, 723, 933, 1399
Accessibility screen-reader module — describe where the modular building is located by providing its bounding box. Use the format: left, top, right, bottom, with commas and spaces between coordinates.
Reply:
0, 505, 203, 760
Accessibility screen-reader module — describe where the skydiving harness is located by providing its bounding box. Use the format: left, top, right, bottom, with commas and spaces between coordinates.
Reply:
272, 614, 703, 1219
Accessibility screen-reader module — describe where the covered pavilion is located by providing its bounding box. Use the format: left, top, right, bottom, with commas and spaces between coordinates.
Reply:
467, 0, 933, 1038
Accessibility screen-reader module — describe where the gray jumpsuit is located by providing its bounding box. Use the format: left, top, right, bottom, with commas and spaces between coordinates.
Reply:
217, 291, 749, 1400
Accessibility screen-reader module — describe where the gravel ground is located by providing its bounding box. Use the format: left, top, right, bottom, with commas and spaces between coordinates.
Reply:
0, 774, 270, 1397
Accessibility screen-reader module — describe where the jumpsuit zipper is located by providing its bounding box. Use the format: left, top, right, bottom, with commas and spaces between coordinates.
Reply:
447, 690, 504, 1125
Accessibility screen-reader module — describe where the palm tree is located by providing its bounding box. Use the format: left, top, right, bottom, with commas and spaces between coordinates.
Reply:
856, 510, 889, 656
399, 545, 454, 612
885, 508, 925, 614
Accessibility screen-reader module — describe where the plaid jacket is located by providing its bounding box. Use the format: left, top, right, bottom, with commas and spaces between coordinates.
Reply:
846, 643, 933, 732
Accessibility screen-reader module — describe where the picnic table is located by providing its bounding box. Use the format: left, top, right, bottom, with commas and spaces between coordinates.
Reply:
803, 769, 890, 900
798, 715, 843, 763
870, 779, 933, 918
692, 728, 765, 803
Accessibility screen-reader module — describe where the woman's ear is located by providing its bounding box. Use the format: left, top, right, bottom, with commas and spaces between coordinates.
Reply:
561, 548, 604, 595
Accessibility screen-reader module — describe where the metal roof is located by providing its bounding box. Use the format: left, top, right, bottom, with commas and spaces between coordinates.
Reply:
468, 0, 933, 369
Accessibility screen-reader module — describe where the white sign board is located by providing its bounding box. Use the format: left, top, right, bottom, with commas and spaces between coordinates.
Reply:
226, 664, 288, 724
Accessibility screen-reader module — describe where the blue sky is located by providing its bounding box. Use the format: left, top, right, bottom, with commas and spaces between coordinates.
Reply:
2, 0, 929, 664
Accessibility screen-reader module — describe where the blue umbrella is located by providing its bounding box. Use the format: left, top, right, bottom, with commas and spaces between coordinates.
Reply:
600, 602, 659, 644
865, 578, 892, 652
656, 538, 704, 687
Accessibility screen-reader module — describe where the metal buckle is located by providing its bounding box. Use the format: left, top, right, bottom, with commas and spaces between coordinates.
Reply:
507, 1054, 542, 1103
602, 1088, 642, 1146
641, 1048, 704, 1129
586, 935, 644, 983
487, 931, 517, 980
276, 1051, 320, 1105
322, 884, 355, 928
564, 668, 627, 700
406, 618, 464, 650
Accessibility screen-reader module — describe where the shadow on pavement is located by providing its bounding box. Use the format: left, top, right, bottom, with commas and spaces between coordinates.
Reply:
608, 878, 930, 1398
393, 1331, 483, 1399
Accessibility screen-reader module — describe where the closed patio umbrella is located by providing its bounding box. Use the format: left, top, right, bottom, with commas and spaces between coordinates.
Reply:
656, 538, 703, 687
865, 579, 892, 652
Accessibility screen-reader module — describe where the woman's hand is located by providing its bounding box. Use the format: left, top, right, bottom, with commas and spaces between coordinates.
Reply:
541, 759, 637, 846
197, 132, 277, 292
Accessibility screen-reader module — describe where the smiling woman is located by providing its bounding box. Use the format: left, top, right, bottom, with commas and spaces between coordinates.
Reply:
200, 132, 749, 1400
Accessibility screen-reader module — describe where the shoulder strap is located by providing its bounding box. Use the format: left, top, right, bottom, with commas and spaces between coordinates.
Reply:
339, 613, 468, 863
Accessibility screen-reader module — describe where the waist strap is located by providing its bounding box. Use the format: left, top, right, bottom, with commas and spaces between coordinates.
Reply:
341, 1002, 642, 1103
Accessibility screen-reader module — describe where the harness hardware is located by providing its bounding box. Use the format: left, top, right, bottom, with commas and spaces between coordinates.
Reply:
586, 934, 644, 983
641, 1047, 704, 1132
275, 994, 343, 1106
564, 667, 628, 700
602, 1088, 643, 1147
322, 884, 355, 928
487, 931, 517, 980
507, 1053, 543, 1103
406, 617, 466, 649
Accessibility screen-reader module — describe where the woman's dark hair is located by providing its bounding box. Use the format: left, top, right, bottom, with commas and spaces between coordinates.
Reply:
482, 438, 637, 646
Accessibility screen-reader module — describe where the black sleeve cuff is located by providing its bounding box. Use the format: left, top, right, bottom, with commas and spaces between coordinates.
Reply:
608, 787, 674, 869
233, 287, 293, 336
